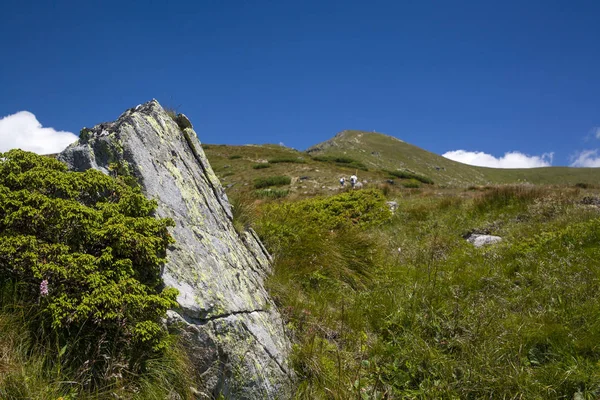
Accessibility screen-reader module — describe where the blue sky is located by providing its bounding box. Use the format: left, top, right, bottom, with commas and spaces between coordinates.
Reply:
1, 0, 599, 167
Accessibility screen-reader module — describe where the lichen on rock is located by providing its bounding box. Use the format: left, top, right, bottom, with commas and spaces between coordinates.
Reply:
59, 100, 292, 399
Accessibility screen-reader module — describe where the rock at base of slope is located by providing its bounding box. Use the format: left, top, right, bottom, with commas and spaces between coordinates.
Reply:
58, 100, 292, 399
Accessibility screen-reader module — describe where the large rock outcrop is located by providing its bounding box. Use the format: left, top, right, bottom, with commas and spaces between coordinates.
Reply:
59, 100, 292, 399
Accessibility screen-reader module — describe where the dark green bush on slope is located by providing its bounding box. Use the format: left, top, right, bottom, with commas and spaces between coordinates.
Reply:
312, 155, 369, 171
0, 150, 178, 390
254, 175, 291, 188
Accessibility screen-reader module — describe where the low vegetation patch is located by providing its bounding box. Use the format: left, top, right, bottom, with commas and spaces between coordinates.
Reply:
252, 163, 271, 169
0, 150, 192, 397
254, 175, 291, 189
312, 155, 369, 171
386, 169, 433, 184
401, 178, 421, 188
254, 188, 289, 199
268, 156, 306, 164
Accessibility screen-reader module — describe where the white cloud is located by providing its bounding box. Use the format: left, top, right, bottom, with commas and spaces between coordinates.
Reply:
0, 111, 77, 154
442, 150, 553, 168
570, 150, 600, 167
594, 127, 600, 139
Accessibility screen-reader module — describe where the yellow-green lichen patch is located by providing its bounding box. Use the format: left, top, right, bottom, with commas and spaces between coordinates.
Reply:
164, 159, 207, 225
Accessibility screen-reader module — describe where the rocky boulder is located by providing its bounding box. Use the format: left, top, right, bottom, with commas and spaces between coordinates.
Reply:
59, 100, 292, 399
466, 234, 503, 248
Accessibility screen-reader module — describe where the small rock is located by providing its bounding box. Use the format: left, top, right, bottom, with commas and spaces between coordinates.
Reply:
386, 201, 398, 212
466, 234, 502, 248
581, 196, 600, 206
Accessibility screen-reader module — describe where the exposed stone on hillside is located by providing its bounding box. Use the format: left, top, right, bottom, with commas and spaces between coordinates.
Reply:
466, 234, 503, 247
59, 100, 292, 399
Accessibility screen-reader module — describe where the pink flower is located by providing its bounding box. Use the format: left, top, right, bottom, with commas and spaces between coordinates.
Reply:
40, 279, 49, 297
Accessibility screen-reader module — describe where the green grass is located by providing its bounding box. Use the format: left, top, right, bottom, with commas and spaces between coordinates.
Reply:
252, 163, 271, 169
254, 175, 291, 189
307, 130, 600, 186
386, 169, 434, 184
254, 188, 289, 199
268, 156, 306, 164
253, 185, 600, 399
312, 155, 369, 171
0, 285, 196, 399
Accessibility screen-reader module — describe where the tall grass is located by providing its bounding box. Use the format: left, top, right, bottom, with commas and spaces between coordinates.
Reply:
254, 175, 291, 189
0, 284, 196, 399
256, 185, 600, 398
254, 188, 289, 199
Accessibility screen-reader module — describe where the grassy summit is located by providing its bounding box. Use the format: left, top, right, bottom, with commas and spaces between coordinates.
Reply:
204, 130, 600, 198
307, 130, 600, 186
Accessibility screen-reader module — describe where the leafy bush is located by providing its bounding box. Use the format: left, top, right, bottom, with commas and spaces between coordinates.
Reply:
257, 189, 391, 252
312, 155, 368, 171
252, 163, 271, 169
386, 169, 433, 184
401, 179, 421, 188
254, 175, 291, 189
0, 150, 178, 389
228, 155, 242, 160
268, 156, 306, 164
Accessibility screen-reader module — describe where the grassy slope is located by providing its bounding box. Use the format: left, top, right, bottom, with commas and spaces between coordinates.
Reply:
203, 143, 402, 198
306, 130, 600, 186
252, 184, 600, 399
204, 134, 600, 398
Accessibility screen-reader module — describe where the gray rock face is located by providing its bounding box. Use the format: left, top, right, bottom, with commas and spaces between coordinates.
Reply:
59, 100, 292, 399
466, 234, 503, 248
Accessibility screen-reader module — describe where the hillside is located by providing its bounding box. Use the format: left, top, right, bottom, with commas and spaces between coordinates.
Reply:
307, 130, 600, 186
203, 131, 600, 198
202, 143, 410, 199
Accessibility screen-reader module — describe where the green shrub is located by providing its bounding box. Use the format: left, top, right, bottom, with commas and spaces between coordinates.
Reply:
268, 157, 306, 164
386, 169, 433, 184
257, 189, 391, 249
312, 155, 368, 171
254, 175, 291, 189
401, 179, 421, 188
254, 188, 289, 199
252, 163, 271, 169
0, 150, 178, 389
228, 155, 242, 160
